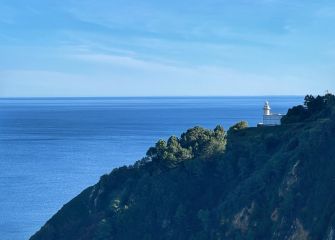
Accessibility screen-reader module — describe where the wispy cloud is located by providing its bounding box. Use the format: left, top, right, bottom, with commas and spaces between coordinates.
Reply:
0, 0, 334, 96
64, 0, 296, 42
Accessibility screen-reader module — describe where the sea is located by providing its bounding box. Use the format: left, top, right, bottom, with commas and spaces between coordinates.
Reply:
0, 96, 303, 240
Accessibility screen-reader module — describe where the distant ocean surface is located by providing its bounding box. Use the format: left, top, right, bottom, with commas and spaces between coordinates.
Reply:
0, 96, 303, 240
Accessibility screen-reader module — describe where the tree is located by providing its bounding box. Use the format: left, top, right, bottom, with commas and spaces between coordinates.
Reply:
228, 121, 248, 134
281, 105, 308, 124
146, 126, 227, 167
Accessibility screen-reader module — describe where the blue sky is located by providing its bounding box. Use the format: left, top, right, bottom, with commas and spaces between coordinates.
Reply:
0, 0, 334, 97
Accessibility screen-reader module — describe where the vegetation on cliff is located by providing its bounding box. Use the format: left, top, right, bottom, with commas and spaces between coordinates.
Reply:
281, 93, 335, 124
31, 94, 335, 240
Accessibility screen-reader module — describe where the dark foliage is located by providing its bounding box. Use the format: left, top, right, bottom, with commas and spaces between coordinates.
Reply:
31, 94, 335, 240
281, 93, 335, 124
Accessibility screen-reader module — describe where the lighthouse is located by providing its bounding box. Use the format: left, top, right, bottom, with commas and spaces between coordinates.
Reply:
263, 101, 271, 116
260, 101, 284, 126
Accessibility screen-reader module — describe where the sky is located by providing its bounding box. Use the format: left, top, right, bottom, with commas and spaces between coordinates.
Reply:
0, 0, 335, 97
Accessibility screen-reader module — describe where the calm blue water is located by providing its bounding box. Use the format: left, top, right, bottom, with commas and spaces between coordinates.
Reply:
0, 96, 303, 239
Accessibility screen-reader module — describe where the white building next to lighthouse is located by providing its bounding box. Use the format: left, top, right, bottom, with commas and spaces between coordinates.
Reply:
259, 101, 284, 126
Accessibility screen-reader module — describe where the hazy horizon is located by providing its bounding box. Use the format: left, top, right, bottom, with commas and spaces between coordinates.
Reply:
0, 94, 306, 99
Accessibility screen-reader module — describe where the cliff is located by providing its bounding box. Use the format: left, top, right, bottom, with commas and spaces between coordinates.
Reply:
31, 94, 335, 240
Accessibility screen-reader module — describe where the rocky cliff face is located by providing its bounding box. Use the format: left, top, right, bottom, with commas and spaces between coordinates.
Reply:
31, 95, 335, 240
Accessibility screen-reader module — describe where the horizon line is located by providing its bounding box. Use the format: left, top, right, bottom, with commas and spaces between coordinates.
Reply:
0, 95, 306, 99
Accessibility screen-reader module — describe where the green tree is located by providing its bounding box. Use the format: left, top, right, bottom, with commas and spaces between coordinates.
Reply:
228, 121, 248, 134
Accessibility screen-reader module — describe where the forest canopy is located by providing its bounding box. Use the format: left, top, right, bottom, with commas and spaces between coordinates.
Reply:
281, 93, 335, 124
145, 125, 227, 168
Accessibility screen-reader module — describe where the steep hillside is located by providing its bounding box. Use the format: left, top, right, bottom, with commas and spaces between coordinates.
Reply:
31, 94, 335, 240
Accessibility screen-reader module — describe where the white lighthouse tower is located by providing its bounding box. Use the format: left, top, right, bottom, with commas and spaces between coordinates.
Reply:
263, 101, 271, 116
261, 101, 284, 126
